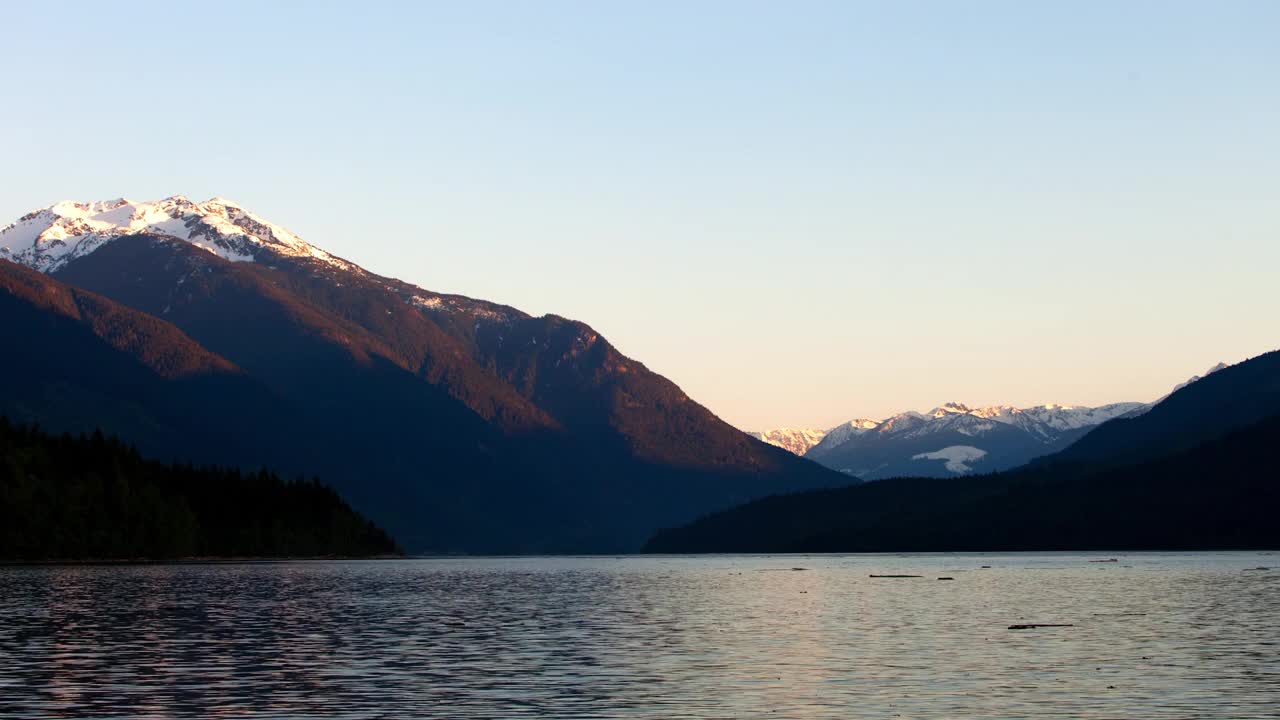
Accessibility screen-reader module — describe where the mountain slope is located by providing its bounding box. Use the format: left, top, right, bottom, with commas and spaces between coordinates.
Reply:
1048, 352, 1280, 467
2, 196, 847, 552
0, 259, 298, 471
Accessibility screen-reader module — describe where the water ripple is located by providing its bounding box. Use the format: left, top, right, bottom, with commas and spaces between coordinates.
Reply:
1, 553, 1277, 718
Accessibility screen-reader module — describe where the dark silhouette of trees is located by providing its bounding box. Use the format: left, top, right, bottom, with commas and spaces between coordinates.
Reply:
0, 417, 400, 561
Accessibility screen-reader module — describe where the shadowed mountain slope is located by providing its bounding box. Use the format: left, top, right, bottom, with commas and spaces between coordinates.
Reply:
0, 260, 294, 470
1047, 350, 1280, 467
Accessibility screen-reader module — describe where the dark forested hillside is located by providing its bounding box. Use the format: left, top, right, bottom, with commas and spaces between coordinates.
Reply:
0, 419, 399, 561
645, 413, 1280, 553
1049, 350, 1280, 466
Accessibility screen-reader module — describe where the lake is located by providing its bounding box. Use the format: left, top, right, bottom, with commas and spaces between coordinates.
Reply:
1, 553, 1276, 718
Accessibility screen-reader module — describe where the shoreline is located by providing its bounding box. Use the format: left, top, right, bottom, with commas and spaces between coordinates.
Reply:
0, 553, 405, 567
3, 548, 1273, 567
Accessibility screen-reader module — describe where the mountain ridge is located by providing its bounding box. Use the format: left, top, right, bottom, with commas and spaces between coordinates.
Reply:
751, 401, 1147, 480
749, 364, 1228, 478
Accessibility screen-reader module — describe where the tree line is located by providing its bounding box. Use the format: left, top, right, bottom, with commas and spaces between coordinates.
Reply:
0, 418, 400, 561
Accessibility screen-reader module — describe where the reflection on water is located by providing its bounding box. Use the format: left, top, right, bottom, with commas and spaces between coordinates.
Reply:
1, 553, 1277, 718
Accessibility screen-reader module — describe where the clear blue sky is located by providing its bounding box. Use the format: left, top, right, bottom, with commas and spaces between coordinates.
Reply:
3, 1, 1277, 429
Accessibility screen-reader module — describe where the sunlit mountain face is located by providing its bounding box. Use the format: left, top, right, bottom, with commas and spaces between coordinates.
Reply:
0, 196, 354, 271
747, 428, 828, 456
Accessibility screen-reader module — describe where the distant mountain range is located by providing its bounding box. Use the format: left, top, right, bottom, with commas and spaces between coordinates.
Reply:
0, 196, 848, 553
748, 369, 1226, 480
647, 350, 1280, 553
746, 428, 828, 456
807, 401, 1149, 479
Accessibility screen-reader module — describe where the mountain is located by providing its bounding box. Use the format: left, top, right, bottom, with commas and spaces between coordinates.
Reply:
1, 196, 351, 271
801, 402, 1146, 479
816, 418, 881, 448
645, 350, 1280, 553
1166, 362, 1229, 398
1, 196, 848, 553
1049, 353, 1280, 467
747, 427, 827, 455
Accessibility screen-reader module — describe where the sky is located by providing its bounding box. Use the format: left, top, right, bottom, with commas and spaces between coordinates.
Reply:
2, 1, 1277, 429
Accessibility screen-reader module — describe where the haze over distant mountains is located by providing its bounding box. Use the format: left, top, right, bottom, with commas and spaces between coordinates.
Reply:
0, 196, 848, 553
748, 367, 1226, 480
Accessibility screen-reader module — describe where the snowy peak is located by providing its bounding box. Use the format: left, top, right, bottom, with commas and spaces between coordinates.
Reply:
875, 411, 929, 433
0, 196, 352, 272
793, 419, 875, 455
748, 428, 828, 456
928, 402, 974, 417
894, 402, 1145, 436
1015, 402, 1146, 431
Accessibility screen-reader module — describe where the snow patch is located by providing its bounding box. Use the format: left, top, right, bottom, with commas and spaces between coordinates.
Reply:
408, 293, 513, 324
912, 446, 988, 473
410, 295, 445, 310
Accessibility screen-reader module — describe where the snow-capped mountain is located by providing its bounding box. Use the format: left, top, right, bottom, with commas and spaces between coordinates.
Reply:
0, 196, 353, 272
802, 401, 1148, 479
1, 195, 848, 553
748, 428, 828, 456
782, 364, 1236, 479
815, 418, 880, 447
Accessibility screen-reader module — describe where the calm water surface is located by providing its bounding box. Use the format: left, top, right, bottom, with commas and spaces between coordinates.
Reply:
1, 553, 1277, 718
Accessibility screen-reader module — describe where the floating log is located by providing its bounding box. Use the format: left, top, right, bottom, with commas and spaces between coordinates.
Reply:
1008, 623, 1074, 630
869, 574, 923, 578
